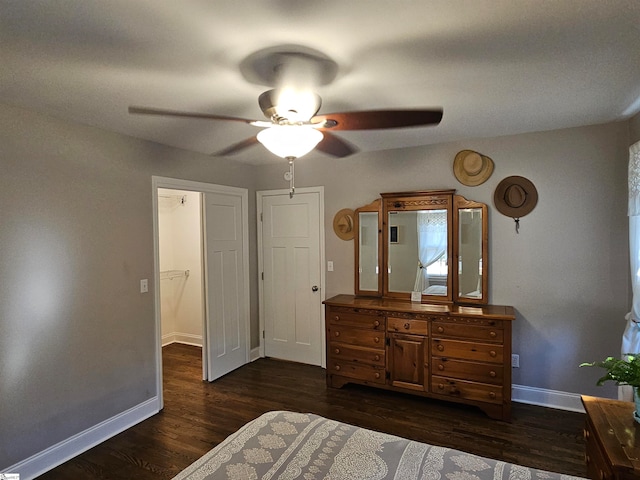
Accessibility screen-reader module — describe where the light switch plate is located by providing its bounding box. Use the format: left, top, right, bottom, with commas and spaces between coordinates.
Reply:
140, 279, 149, 293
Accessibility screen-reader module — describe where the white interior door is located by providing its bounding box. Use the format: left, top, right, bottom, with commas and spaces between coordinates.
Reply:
259, 189, 324, 366
203, 191, 248, 381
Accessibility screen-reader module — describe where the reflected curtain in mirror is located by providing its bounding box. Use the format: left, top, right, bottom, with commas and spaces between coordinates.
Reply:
413, 210, 448, 295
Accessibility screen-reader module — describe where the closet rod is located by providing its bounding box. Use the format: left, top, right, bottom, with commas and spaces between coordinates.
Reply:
160, 269, 190, 280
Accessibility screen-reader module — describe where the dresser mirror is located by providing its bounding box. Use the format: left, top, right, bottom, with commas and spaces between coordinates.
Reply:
354, 190, 488, 304
453, 195, 488, 304
354, 199, 383, 296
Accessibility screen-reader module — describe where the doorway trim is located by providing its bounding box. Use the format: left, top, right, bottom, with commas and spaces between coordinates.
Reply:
256, 186, 326, 367
152, 176, 250, 409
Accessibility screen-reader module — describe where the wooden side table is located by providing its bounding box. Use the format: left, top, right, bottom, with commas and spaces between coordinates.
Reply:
581, 395, 640, 480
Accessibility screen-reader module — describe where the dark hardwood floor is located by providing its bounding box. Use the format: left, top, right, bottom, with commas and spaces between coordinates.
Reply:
38, 343, 587, 479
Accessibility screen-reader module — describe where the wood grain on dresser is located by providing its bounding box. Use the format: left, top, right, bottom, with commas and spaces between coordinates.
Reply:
324, 294, 515, 421
581, 395, 640, 480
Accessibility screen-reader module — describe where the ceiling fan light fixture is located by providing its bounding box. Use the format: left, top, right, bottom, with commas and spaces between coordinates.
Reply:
257, 125, 323, 159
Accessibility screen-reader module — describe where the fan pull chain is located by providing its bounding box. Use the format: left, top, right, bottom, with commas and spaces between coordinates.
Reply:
287, 157, 295, 198
514, 217, 520, 234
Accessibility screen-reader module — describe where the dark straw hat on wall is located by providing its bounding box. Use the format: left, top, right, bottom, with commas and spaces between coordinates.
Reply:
494, 176, 538, 232
494, 176, 538, 218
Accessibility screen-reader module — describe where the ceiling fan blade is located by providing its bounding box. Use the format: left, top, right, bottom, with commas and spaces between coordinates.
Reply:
315, 132, 358, 158
311, 109, 443, 131
129, 105, 257, 124
212, 136, 259, 156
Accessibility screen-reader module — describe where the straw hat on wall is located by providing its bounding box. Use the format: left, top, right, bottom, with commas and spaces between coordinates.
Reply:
333, 208, 355, 240
453, 150, 494, 186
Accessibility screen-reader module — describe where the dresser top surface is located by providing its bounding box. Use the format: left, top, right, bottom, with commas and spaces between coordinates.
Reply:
323, 295, 515, 320
582, 395, 640, 471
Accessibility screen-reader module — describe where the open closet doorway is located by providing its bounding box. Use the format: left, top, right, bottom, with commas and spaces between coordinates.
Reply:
157, 187, 205, 362
153, 177, 250, 409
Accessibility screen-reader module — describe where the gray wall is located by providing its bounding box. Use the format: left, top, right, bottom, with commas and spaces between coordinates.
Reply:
630, 111, 640, 144
255, 121, 631, 398
0, 97, 634, 470
0, 102, 257, 469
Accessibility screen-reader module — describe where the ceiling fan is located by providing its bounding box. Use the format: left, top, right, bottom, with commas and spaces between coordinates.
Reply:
128, 88, 443, 159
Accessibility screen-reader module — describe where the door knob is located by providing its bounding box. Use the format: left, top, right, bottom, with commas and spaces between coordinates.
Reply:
312, 285, 319, 292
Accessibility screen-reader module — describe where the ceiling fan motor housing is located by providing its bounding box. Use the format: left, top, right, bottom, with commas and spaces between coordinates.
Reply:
258, 89, 322, 123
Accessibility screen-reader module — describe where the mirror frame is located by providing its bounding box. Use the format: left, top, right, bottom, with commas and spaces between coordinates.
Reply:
353, 190, 489, 304
382, 190, 455, 302
354, 199, 383, 296
453, 195, 488, 305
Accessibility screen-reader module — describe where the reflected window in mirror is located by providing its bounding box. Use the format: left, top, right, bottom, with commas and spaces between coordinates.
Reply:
387, 210, 448, 296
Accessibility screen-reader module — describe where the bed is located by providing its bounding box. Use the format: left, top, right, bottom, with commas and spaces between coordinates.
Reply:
172, 410, 586, 480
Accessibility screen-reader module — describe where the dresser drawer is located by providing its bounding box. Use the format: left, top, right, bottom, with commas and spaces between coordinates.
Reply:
328, 359, 386, 384
331, 343, 385, 366
328, 326, 384, 348
328, 309, 384, 330
432, 357, 503, 384
432, 321, 503, 342
584, 423, 614, 480
431, 376, 503, 404
431, 338, 503, 363
387, 317, 429, 335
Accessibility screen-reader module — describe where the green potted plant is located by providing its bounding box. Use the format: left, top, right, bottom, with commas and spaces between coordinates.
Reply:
580, 354, 640, 422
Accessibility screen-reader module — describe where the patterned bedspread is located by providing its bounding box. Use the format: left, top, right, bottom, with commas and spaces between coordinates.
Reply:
172, 410, 585, 480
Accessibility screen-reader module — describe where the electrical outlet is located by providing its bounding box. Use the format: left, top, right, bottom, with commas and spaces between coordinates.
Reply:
511, 354, 520, 368
327, 261, 334, 272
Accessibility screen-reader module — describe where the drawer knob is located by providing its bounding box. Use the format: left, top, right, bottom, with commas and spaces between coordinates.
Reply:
438, 383, 445, 390
437, 326, 444, 333
437, 344, 444, 352
374, 354, 381, 361
490, 331, 497, 338
489, 370, 496, 377
489, 392, 496, 399
334, 348, 340, 355
489, 350, 496, 357
335, 365, 341, 371
404, 322, 411, 330
373, 320, 380, 327
374, 337, 380, 343
374, 372, 380, 379
334, 315, 340, 321
335, 331, 340, 337
438, 364, 444, 371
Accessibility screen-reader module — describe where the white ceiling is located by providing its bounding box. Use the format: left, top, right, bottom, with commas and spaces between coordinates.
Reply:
1, 0, 639, 165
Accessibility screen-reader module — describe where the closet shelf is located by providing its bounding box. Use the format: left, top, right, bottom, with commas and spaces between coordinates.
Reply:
160, 269, 190, 280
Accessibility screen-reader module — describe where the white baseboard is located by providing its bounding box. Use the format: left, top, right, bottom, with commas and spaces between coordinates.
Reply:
250, 347, 261, 362
512, 384, 585, 413
162, 332, 202, 347
7, 397, 160, 480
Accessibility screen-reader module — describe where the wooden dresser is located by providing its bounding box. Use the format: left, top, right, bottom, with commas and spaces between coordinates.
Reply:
324, 294, 515, 421
582, 395, 640, 480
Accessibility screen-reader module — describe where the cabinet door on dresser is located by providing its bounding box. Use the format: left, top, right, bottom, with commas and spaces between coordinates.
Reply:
386, 315, 429, 391
430, 317, 506, 407
387, 333, 428, 391
326, 307, 386, 385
